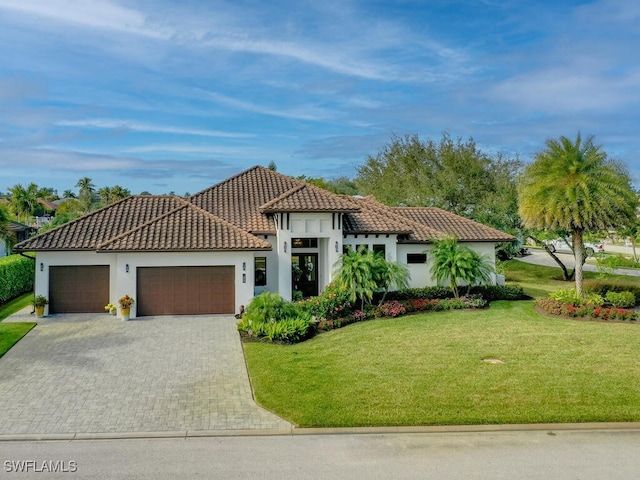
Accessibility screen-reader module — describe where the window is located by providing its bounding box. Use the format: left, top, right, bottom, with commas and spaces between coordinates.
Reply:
407, 253, 427, 264
355, 244, 368, 252
291, 238, 318, 248
254, 257, 267, 286
373, 244, 386, 257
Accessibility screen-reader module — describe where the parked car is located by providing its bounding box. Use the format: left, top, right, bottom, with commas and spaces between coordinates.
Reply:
543, 238, 604, 256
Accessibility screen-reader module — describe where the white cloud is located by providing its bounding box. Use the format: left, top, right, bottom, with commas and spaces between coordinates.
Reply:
56, 119, 254, 138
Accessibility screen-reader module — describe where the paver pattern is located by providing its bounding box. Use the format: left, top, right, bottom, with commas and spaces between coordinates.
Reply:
0, 311, 291, 434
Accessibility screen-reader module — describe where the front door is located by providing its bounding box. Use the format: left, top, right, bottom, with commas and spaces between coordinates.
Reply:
291, 254, 318, 298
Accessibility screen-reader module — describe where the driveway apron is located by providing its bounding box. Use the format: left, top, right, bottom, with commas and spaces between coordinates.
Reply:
0, 312, 291, 435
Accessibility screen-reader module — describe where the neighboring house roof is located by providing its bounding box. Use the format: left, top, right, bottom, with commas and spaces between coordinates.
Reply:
14, 165, 513, 253
37, 198, 58, 211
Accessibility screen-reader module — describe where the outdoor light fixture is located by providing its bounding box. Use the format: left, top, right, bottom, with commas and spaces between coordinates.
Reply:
40, 263, 43, 272
284, 241, 287, 253
242, 273, 246, 283
335, 241, 339, 253
125, 264, 129, 273
242, 262, 246, 271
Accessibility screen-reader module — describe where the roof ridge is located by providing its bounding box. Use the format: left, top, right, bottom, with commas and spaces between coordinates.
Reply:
96, 200, 189, 250
189, 165, 305, 199
184, 202, 271, 246
258, 183, 306, 210
259, 181, 361, 212
21, 195, 137, 244
355, 196, 445, 239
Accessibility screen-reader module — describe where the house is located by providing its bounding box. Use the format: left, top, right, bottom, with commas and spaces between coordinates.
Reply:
13, 166, 513, 317
0, 221, 38, 257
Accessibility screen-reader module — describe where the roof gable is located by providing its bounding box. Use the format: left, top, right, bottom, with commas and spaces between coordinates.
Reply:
260, 183, 360, 213
14, 196, 183, 251
190, 165, 303, 234
98, 203, 271, 252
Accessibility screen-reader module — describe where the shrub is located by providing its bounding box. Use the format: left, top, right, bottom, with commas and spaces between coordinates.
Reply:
605, 291, 636, 308
376, 301, 406, 318
469, 284, 528, 301
298, 282, 354, 320
382, 286, 454, 302
585, 281, 640, 306
238, 292, 314, 343
460, 294, 488, 308
550, 288, 582, 306
535, 298, 638, 322
0, 255, 35, 304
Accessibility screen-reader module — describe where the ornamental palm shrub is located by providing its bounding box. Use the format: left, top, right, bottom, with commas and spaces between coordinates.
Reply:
429, 237, 493, 298
333, 246, 381, 309
605, 291, 636, 308
238, 292, 314, 343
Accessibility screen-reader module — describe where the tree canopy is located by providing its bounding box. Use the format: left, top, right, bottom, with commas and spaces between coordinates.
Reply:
518, 133, 638, 295
355, 133, 522, 234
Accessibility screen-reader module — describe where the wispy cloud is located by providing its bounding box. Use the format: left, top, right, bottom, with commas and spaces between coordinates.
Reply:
57, 119, 254, 138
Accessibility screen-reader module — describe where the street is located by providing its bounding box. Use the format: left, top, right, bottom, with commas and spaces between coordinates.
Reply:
2, 429, 640, 479
515, 249, 640, 277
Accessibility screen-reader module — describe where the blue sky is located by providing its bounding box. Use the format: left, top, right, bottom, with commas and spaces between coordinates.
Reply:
1, 0, 638, 196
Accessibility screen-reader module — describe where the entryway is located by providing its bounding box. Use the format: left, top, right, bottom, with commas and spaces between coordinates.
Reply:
291, 253, 318, 298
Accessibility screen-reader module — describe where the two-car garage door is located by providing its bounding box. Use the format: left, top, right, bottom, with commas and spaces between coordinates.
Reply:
49, 265, 235, 316
137, 266, 235, 316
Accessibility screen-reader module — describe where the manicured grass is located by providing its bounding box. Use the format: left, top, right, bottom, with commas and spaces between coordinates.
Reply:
0, 292, 33, 322
0, 322, 36, 358
244, 301, 640, 427
244, 262, 640, 427
0, 293, 37, 358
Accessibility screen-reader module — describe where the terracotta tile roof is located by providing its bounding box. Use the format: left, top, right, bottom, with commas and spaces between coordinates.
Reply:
393, 207, 515, 242
98, 203, 271, 252
260, 183, 360, 213
345, 196, 445, 240
190, 166, 303, 234
14, 196, 183, 251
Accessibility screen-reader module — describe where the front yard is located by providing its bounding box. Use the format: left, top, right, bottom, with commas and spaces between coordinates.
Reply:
0, 293, 37, 358
243, 261, 640, 427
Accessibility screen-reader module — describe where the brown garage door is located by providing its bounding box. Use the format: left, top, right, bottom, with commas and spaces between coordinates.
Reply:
136, 266, 235, 316
49, 265, 110, 314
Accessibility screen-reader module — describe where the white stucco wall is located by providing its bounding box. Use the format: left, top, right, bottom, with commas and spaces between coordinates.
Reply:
343, 234, 398, 262
274, 212, 343, 300
35, 250, 256, 317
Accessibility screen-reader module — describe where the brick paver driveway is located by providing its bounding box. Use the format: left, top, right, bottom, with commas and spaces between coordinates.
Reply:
0, 312, 291, 435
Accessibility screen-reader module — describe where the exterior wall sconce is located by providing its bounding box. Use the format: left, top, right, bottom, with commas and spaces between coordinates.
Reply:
242, 273, 246, 283
242, 262, 246, 271
40, 262, 44, 272
335, 241, 339, 253
284, 241, 287, 253
125, 264, 129, 273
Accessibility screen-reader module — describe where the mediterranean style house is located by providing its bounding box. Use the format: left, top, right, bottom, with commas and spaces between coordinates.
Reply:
14, 166, 513, 318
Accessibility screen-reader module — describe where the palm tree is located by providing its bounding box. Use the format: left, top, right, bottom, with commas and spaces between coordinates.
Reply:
76, 177, 97, 212
0, 204, 15, 253
62, 189, 77, 199
429, 237, 493, 298
334, 247, 380, 309
518, 133, 637, 296
7, 183, 39, 224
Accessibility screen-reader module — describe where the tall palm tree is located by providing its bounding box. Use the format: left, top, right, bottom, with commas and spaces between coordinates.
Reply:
429, 237, 493, 298
8, 183, 39, 224
76, 177, 97, 212
518, 133, 637, 296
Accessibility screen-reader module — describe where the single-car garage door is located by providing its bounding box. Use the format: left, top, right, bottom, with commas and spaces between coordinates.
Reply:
49, 265, 110, 313
136, 266, 235, 316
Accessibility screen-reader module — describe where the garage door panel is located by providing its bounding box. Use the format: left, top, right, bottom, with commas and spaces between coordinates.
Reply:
137, 266, 235, 316
49, 265, 110, 313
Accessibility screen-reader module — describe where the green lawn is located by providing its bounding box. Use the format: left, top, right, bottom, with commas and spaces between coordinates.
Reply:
243, 261, 640, 427
0, 293, 37, 358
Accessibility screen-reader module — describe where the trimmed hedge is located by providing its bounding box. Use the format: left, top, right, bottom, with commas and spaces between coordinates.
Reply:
0, 255, 35, 304
381, 284, 527, 303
